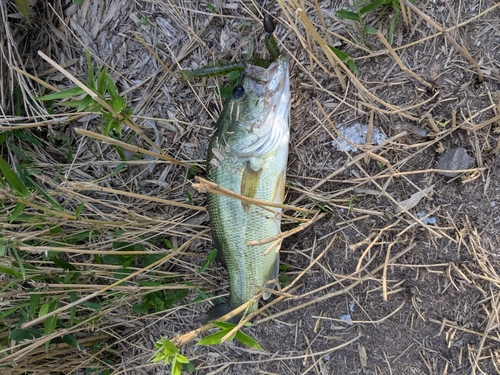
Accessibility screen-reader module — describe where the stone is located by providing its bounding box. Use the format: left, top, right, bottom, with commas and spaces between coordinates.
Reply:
436, 147, 475, 177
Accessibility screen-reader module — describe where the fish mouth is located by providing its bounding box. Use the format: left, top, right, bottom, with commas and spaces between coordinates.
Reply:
243, 54, 289, 98
230, 54, 290, 158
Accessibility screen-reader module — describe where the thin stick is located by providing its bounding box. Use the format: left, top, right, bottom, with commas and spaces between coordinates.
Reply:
248, 211, 326, 246
67, 180, 206, 212
382, 243, 395, 301
75, 128, 193, 169
193, 176, 317, 214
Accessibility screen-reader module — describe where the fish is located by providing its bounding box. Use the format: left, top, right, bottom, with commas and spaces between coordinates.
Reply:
202, 53, 291, 322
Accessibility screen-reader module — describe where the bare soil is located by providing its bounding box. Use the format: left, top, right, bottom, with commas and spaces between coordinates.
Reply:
1, 0, 500, 374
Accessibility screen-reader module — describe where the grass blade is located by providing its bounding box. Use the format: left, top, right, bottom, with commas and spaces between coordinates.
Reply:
0, 157, 29, 197
360, 0, 387, 15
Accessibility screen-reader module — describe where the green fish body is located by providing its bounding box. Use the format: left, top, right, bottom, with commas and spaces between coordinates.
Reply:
204, 54, 290, 321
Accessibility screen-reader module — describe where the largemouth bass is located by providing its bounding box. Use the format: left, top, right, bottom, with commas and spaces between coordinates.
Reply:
203, 53, 290, 321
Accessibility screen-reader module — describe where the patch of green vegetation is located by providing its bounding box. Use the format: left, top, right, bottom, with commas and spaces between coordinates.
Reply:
337, 0, 406, 46
348, 194, 360, 211
152, 321, 263, 375
328, 45, 358, 72
37, 50, 133, 137
152, 337, 194, 375
206, 3, 217, 14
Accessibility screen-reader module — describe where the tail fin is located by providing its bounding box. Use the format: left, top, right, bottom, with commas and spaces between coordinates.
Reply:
199, 303, 241, 324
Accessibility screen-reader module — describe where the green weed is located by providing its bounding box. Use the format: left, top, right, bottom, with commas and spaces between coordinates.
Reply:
36, 50, 133, 138
337, 0, 405, 46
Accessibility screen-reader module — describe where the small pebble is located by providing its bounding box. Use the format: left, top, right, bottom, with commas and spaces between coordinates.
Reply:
436, 147, 475, 177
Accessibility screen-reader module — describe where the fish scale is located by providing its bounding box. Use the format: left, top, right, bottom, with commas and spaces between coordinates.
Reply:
204, 54, 291, 321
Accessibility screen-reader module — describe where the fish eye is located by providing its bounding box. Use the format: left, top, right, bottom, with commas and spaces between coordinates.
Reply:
232, 84, 245, 98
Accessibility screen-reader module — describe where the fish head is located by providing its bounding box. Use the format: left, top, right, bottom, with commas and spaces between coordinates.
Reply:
223, 54, 290, 158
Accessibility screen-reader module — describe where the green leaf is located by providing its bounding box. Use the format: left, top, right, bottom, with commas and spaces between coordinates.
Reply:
62, 334, 79, 348
11, 248, 26, 279
85, 49, 95, 89
388, 10, 399, 45
280, 263, 291, 271
76, 95, 94, 111
346, 59, 358, 73
235, 330, 264, 351
111, 98, 125, 113
114, 267, 133, 280
50, 256, 77, 271
39, 301, 51, 318
175, 354, 189, 364
10, 329, 44, 342
26, 176, 64, 212
218, 86, 232, 98
189, 290, 210, 305
155, 337, 178, 355
13, 86, 23, 116
36, 86, 86, 101
206, 2, 217, 13
9, 203, 26, 222
0, 157, 29, 197
14, 0, 30, 24
186, 168, 197, 180
363, 25, 378, 35
73, 0, 84, 4
328, 45, 349, 60
211, 321, 237, 330
9, 144, 31, 162
0, 130, 11, 145
97, 67, 108, 95
0, 306, 20, 320
198, 248, 217, 274
185, 188, 193, 205
81, 301, 102, 311
182, 362, 196, 373
0, 264, 22, 278
29, 292, 41, 319
56, 99, 84, 108
45, 311, 58, 335
328, 46, 358, 73
162, 238, 174, 249
13, 130, 43, 146
75, 202, 85, 217
44, 300, 58, 350
236, 21, 252, 29
360, 0, 387, 15
171, 357, 182, 375
111, 163, 127, 176
65, 230, 95, 243
336, 10, 360, 22
141, 253, 164, 267
197, 328, 235, 345
107, 75, 121, 101
226, 70, 242, 82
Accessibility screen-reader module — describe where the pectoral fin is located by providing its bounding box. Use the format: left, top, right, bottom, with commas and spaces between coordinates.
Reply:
240, 161, 262, 212
272, 170, 286, 204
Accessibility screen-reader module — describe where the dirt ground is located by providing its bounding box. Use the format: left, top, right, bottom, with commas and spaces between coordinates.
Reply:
2, 0, 500, 374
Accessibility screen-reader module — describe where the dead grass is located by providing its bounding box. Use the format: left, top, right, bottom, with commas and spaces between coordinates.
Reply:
1, 0, 500, 374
